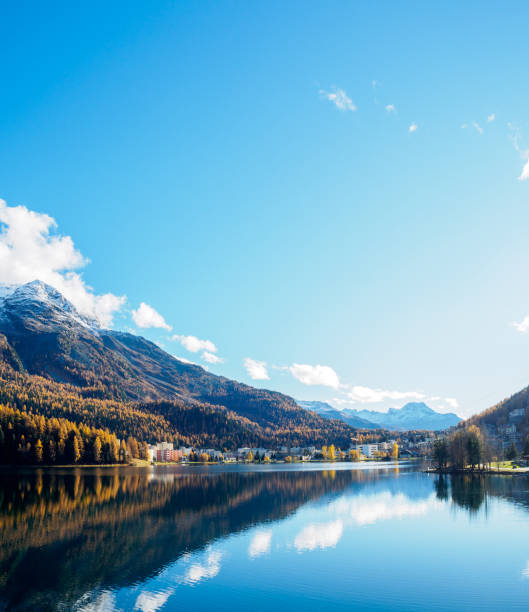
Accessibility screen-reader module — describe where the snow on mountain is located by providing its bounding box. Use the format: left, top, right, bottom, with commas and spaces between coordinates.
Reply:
297, 400, 379, 429
300, 400, 461, 431
0, 280, 101, 333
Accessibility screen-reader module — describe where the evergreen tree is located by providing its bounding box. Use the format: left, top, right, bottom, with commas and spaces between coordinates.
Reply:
506, 441, 518, 461
47, 439, 56, 464
433, 438, 449, 470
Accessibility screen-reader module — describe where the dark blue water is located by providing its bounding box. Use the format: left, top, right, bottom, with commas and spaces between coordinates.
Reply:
1, 462, 528, 611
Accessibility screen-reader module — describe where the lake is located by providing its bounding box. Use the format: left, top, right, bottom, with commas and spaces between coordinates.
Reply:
1, 462, 529, 611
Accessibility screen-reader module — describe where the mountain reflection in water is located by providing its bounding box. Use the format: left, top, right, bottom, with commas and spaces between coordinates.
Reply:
1, 464, 529, 611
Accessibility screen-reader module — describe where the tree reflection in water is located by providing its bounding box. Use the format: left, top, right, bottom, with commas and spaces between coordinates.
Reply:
0, 466, 391, 610
1, 465, 529, 610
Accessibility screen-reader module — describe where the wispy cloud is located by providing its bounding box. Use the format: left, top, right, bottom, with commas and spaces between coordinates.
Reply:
508, 123, 529, 180
385, 104, 396, 113
172, 355, 200, 366
132, 302, 172, 330
341, 385, 425, 404
171, 334, 217, 353
513, 315, 529, 333
289, 363, 340, 389
202, 351, 223, 364
487, 113, 495, 123
408, 123, 418, 133
244, 357, 270, 380
319, 87, 357, 112
462, 121, 484, 134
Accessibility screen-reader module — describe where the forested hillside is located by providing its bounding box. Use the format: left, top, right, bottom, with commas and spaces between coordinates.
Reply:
0, 363, 357, 463
0, 282, 359, 463
464, 385, 529, 431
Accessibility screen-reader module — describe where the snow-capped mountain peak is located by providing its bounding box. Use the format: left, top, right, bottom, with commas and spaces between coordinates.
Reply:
0, 280, 101, 333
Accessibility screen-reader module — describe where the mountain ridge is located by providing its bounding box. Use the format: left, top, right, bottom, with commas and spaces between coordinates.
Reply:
0, 280, 359, 448
300, 399, 461, 431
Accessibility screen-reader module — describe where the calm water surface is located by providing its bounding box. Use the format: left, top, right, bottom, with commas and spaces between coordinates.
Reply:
1, 462, 528, 611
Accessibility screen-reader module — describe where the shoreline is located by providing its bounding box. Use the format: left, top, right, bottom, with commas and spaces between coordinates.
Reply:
425, 467, 529, 476
0, 458, 406, 470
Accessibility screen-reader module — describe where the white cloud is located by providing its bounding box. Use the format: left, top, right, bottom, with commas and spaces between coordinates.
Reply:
319, 88, 357, 112
487, 113, 495, 123
248, 530, 272, 558
294, 520, 343, 552
519, 159, 529, 181
289, 363, 340, 389
134, 589, 174, 612
508, 123, 529, 181
344, 385, 425, 404
131, 302, 171, 330
173, 355, 199, 366
202, 351, 223, 364
472, 121, 483, 135
444, 397, 459, 409
185, 551, 222, 584
172, 334, 217, 353
514, 316, 529, 333
0, 199, 125, 327
244, 357, 270, 380
409, 123, 418, 133
385, 104, 396, 113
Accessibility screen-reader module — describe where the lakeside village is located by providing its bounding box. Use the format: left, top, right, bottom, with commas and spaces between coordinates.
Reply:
146, 432, 434, 464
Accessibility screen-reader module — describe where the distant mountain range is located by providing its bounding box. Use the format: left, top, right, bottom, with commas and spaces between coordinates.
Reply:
298, 400, 462, 431
297, 401, 379, 429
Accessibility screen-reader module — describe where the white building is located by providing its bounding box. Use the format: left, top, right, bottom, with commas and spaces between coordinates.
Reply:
356, 443, 379, 458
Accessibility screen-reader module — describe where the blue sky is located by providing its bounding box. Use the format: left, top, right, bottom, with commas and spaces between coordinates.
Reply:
1, 1, 529, 417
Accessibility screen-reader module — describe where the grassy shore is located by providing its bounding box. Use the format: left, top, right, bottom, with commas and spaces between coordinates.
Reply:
426, 463, 529, 475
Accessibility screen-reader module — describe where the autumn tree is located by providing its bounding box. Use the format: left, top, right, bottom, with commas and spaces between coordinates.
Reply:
119, 440, 128, 463
449, 430, 468, 469
72, 436, 81, 463
140, 441, 150, 460
93, 436, 102, 464
127, 436, 139, 459
349, 449, 360, 461
33, 439, 43, 464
